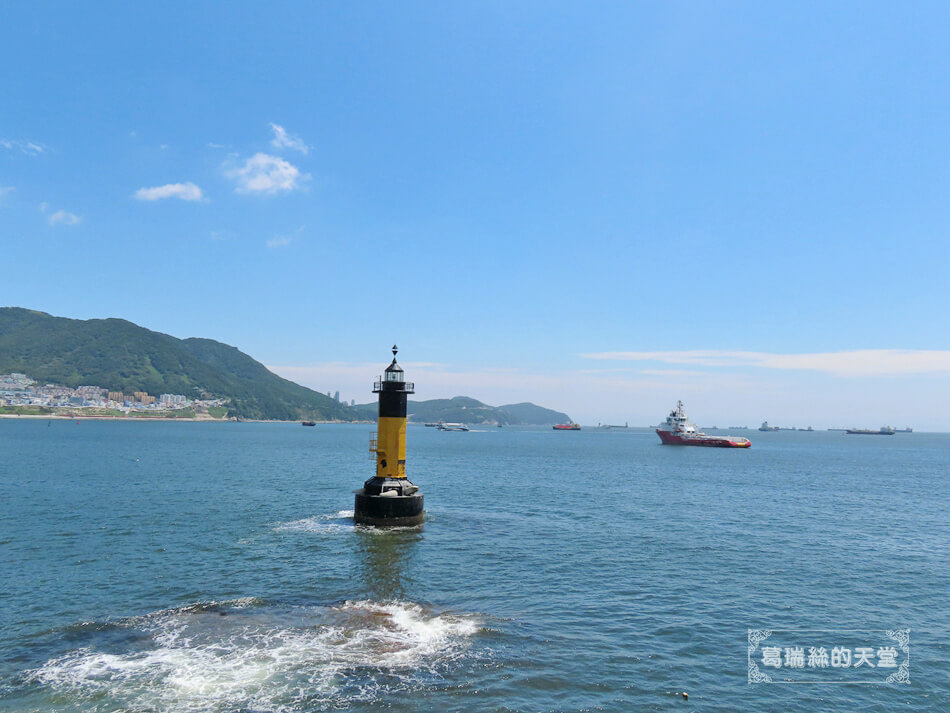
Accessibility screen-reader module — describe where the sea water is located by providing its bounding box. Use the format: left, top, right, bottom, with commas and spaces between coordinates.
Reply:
1, 420, 947, 712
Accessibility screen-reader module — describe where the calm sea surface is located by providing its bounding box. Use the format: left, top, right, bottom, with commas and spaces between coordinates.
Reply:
1, 420, 948, 712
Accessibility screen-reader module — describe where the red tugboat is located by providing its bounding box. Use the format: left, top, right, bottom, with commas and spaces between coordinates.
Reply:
553, 423, 581, 430
656, 401, 750, 448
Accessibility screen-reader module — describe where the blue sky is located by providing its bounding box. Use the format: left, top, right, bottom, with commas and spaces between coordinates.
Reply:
3, 2, 950, 428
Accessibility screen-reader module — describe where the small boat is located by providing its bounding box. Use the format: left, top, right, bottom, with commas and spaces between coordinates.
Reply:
656, 401, 750, 448
846, 426, 895, 435
437, 422, 469, 431
553, 423, 581, 430
302, 421, 316, 427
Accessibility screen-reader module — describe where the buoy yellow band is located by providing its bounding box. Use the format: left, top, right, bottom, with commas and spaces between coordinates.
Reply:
375, 416, 407, 478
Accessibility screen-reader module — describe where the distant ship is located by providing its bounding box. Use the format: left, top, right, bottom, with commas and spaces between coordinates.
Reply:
846, 426, 895, 435
553, 423, 581, 430
656, 401, 751, 448
437, 422, 469, 431
758, 421, 779, 432
896, 427, 913, 433
302, 421, 316, 427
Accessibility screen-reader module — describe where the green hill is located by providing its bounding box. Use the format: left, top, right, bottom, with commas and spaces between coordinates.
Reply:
0, 307, 356, 421
497, 402, 571, 425
408, 396, 507, 424
354, 396, 571, 425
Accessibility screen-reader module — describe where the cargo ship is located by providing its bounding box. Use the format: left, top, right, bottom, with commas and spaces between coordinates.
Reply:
846, 426, 895, 435
553, 423, 581, 430
656, 401, 751, 448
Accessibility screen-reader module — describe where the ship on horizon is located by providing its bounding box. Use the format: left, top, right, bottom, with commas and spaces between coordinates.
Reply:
656, 401, 750, 448
846, 426, 895, 435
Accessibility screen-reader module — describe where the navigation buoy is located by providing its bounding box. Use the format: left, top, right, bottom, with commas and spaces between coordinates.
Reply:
354, 346, 424, 526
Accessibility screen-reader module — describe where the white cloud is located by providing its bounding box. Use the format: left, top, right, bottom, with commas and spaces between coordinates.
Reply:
0, 186, 14, 198
225, 153, 306, 194
269, 123, 308, 154
1, 139, 46, 155
580, 349, 950, 377
49, 210, 80, 226
266, 235, 293, 248
133, 182, 204, 202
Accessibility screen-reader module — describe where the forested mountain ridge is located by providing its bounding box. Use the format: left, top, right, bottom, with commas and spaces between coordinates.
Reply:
0, 307, 355, 421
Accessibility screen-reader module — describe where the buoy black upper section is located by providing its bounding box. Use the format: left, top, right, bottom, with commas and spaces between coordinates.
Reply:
378, 390, 407, 418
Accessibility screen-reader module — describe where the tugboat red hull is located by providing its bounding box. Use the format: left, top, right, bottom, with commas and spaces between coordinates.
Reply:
656, 429, 751, 448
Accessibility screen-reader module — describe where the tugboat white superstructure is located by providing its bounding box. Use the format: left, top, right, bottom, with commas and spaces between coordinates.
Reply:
436, 422, 470, 431
656, 401, 751, 448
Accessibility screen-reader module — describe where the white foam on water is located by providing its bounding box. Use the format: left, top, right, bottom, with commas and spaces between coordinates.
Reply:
274, 510, 354, 534
275, 510, 423, 536
30, 599, 480, 712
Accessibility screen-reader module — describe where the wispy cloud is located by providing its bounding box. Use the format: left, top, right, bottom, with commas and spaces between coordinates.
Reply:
0, 186, 14, 198
270, 357, 950, 430
133, 182, 204, 202
225, 153, 307, 194
266, 224, 305, 248
1, 139, 46, 155
266, 360, 752, 421
269, 123, 308, 154
266, 235, 293, 248
580, 349, 950, 377
49, 210, 80, 226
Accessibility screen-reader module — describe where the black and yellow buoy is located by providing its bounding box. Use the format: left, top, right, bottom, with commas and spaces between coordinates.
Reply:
354, 346, 424, 526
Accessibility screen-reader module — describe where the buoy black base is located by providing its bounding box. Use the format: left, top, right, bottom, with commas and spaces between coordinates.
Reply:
354, 476, 424, 526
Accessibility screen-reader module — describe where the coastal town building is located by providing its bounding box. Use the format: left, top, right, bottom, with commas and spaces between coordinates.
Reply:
0, 373, 227, 415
